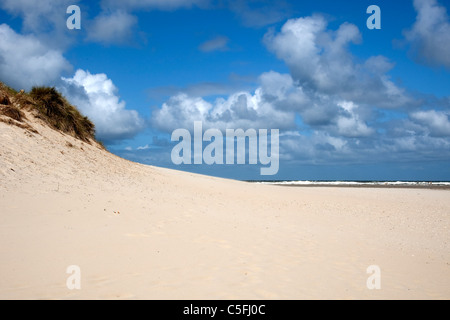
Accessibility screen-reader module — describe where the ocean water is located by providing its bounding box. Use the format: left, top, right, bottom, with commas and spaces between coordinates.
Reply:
252, 181, 450, 187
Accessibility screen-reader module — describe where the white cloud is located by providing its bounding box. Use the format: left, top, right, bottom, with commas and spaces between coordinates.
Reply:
264, 15, 411, 108
0, 0, 76, 31
137, 144, 151, 150
60, 69, 145, 142
404, 0, 450, 68
199, 36, 229, 52
280, 131, 349, 164
152, 88, 295, 132
364, 56, 395, 75
150, 69, 375, 140
264, 16, 360, 92
86, 11, 138, 45
335, 101, 374, 138
152, 94, 210, 132
260, 72, 374, 138
0, 0, 79, 48
0, 24, 72, 90
279, 116, 450, 165
258, 71, 309, 111
259, 72, 293, 97
411, 110, 450, 137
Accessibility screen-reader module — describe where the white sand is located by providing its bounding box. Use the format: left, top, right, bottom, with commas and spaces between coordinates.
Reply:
0, 111, 449, 299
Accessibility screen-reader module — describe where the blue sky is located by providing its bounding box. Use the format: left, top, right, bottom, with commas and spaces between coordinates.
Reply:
1, 0, 450, 181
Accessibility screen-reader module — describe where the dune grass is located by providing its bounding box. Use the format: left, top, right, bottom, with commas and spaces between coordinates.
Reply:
0, 83, 24, 122
29, 86, 96, 142
1, 81, 99, 145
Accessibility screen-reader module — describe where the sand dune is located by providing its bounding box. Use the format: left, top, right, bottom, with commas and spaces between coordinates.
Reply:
0, 108, 449, 300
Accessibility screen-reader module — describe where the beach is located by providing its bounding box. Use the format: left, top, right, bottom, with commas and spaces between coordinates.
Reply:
1, 116, 449, 300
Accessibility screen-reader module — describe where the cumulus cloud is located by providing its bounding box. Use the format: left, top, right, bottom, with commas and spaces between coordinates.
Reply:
264, 16, 358, 92
280, 115, 450, 166
151, 87, 295, 132
258, 71, 308, 109
260, 72, 374, 138
151, 69, 374, 143
334, 101, 374, 138
0, 24, 72, 90
60, 70, 145, 142
278, 129, 366, 166
86, 11, 138, 45
404, 0, 450, 69
411, 110, 450, 137
264, 15, 412, 108
0, 0, 79, 48
0, 0, 75, 31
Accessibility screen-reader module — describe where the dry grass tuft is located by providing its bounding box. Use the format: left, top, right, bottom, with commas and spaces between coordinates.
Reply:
0, 92, 11, 105
30, 86, 96, 142
0, 105, 26, 122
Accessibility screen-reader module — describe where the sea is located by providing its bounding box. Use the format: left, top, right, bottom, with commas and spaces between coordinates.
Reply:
249, 180, 450, 188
